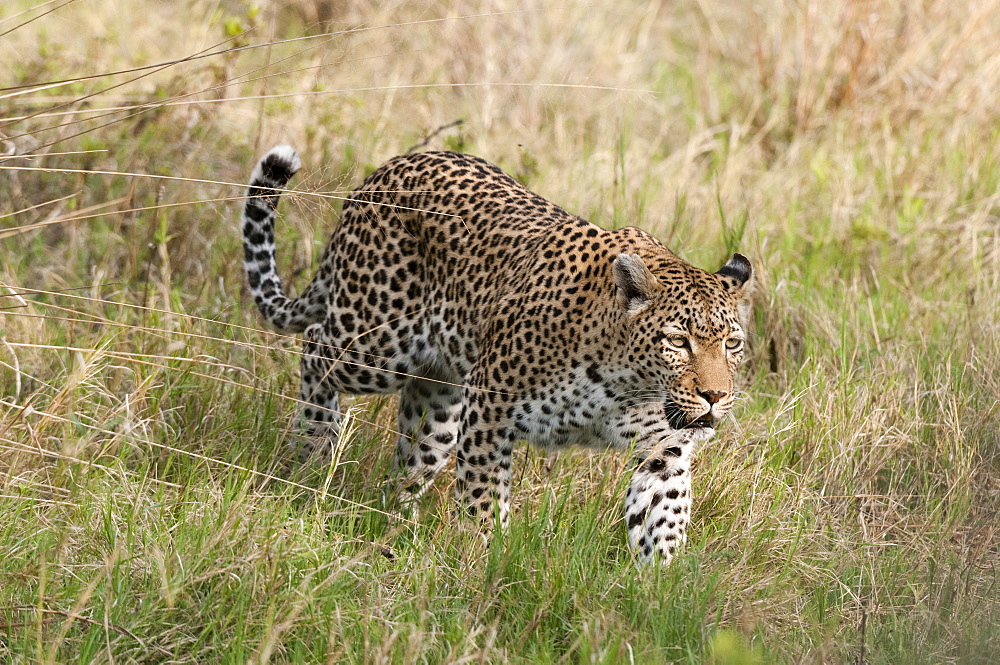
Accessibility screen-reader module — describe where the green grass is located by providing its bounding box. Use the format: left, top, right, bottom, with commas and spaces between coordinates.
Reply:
1, 0, 998, 662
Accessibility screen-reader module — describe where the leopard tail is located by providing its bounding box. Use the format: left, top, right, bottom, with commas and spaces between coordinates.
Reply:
241, 145, 325, 333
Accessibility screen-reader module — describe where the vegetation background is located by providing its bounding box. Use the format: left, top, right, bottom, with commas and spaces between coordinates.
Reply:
1, 0, 998, 662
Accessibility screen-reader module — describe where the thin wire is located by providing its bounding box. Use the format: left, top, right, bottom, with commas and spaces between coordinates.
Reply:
0, 0, 78, 39
0, 30, 250, 132
0, 166, 463, 219
0, 8, 547, 93
0, 0, 66, 26
2, 82, 653, 124
0, 288, 517, 398
0, 400, 417, 524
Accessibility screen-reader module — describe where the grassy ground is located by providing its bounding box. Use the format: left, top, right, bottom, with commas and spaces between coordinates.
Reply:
1, 0, 998, 662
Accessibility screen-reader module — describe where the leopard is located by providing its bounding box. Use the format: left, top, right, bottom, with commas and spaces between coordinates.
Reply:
240, 145, 753, 565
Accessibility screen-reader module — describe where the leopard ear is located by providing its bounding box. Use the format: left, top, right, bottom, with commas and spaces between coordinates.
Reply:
715, 253, 753, 296
613, 253, 659, 316
716, 253, 754, 325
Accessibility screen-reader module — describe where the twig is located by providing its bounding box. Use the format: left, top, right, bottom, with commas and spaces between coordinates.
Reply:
406, 119, 464, 154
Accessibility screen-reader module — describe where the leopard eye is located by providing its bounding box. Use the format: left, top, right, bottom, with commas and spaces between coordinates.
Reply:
725, 337, 744, 350
666, 335, 689, 349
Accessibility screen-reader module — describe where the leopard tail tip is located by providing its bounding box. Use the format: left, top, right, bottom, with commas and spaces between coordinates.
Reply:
254, 145, 301, 185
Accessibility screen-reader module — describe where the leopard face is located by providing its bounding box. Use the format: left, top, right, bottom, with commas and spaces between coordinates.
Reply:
613, 252, 752, 431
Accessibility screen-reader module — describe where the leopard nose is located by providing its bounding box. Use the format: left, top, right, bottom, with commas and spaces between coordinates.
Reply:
698, 390, 727, 405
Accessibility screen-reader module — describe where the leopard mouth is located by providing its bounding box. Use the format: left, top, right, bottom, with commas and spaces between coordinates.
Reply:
685, 414, 716, 429
664, 399, 716, 430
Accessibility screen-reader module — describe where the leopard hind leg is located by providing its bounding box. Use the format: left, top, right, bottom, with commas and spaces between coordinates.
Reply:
293, 323, 345, 463
392, 377, 463, 512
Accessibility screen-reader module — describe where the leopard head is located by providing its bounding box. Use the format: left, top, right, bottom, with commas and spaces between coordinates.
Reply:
613, 252, 753, 430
